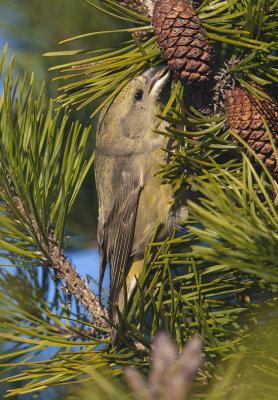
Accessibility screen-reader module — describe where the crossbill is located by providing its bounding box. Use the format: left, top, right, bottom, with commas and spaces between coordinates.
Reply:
95, 66, 188, 322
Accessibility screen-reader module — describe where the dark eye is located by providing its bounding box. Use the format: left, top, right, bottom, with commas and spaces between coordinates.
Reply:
134, 89, 143, 101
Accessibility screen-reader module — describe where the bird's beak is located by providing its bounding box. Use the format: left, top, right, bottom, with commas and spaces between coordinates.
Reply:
143, 66, 170, 98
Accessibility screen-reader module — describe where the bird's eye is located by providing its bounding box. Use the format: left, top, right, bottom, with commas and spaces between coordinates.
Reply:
134, 89, 143, 101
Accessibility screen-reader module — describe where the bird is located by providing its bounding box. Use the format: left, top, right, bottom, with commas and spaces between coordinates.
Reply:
95, 66, 188, 325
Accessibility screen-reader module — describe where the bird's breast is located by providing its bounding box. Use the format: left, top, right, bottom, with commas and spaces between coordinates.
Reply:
131, 147, 174, 256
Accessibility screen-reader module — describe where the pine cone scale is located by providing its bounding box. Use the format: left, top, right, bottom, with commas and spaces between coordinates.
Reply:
174, 47, 189, 57
163, 19, 175, 29
166, 10, 180, 18
173, 18, 188, 27
176, 36, 192, 45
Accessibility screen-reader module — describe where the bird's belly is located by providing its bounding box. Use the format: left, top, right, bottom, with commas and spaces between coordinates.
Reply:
131, 176, 173, 256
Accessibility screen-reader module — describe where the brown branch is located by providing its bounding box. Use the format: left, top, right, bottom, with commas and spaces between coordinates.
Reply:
45, 231, 109, 331
118, 0, 156, 18
51, 322, 103, 340
5, 177, 109, 334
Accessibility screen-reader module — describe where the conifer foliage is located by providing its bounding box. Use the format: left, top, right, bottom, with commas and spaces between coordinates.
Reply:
0, 0, 278, 398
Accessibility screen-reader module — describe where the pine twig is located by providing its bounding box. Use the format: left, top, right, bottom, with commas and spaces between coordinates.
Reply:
4, 177, 109, 333
117, 0, 155, 17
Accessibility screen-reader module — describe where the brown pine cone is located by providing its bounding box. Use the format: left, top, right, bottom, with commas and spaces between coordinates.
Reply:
225, 83, 278, 177
133, 29, 152, 38
153, 0, 213, 84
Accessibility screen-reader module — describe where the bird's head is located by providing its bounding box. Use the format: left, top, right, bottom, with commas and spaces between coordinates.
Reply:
97, 66, 170, 141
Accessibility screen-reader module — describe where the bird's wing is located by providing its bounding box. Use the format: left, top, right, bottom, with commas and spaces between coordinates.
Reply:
98, 165, 143, 306
97, 218, 107, 303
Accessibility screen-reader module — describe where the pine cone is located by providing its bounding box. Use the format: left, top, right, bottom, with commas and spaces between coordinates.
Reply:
153, 0, 213, 84
133, 29, 152, 38
225, 83, 278, 177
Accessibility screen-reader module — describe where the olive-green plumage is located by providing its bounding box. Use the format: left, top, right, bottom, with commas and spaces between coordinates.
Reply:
95, 67, 187, 321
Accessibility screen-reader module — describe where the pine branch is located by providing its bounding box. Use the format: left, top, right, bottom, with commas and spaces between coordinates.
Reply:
46, 0, 277, 115
2, 177, 109, 332
115, 0, 155, 17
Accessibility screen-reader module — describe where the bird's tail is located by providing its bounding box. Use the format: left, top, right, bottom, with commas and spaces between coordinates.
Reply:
110, 258, 144, 337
